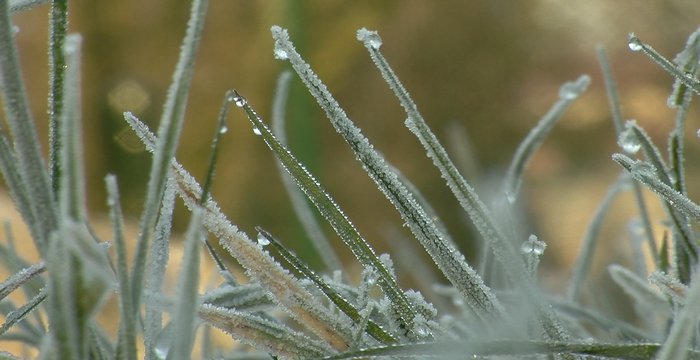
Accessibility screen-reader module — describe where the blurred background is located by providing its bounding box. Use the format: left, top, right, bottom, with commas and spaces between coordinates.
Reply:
7, 1, 700, 292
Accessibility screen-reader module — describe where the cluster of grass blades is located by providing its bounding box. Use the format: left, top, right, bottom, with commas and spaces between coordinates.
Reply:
1, 0, 700, 358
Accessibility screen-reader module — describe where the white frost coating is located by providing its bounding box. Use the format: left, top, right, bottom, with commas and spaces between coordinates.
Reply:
271, 25, 504, 324
649, 271, 688, 306
617, 120, 641, 154
273, 48, 289, 60
356, 28, 382, 50
656, 267, 700, 359
628, 34, 643, 51
558, 74, 591, 100
608, 264, 671, 316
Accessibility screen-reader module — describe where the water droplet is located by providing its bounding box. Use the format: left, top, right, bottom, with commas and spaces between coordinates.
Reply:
628, 35, 643, 52
696, 128, 700, 138
357, 28, 383, 50
256, 232, 270, 246
252, 127, 262, 136
12, 26, 19, 35
618, 121, 641, 154
219, 126, 228, 134
230, 90, 246, 107
273, 48, 289, 60
520, 234, 545, 255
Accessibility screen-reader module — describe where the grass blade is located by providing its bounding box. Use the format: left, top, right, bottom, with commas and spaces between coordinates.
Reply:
231, 90, 424, 339
165, 208, 203, 360
58, 34, 86, 221
9, 0, 48, 12
48, 0, 68, 195
627, 34, 700, 96
270, 71, 342, 271
130, 0, 208, 313
0, 262, 45, 301
105, 175, 137, 359
0, 0, 57, 256
258, 227, 398, 344
272, 26, 503, 327
656, 266, 700, 360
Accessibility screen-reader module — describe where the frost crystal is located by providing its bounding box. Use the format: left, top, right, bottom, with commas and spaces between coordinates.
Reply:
520, 234, 546, 255
558, 74, 591, 100
618, 120, 641, 154
256, 232, 270, 246
274, 48, 289, 60
357, 28, 382, 50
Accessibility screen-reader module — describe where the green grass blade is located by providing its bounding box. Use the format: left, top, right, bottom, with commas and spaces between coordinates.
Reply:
0, 136, 36, 243
272, 26, 503, 327
124, 113, 353, 350
105, 175, 137, 360
165, 208, 203, 360
0, 0, 57, 256
58, 34, 86, 221
613, 153, 700, 222
48, 0, 68, 195
628, 34, 700, 96
232, 89, 424, 339
257, 227, 398, 344
271, 71, 342, 272
9, 0, 47, 12
130, 0, 208, 313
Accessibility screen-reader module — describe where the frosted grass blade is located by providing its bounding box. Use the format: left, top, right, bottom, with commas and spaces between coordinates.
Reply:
0, 262, 45, 301
58, 34, 86, 221
0, 0, 57, 255
273, 26, 503, 325
257, 228, 397, 344
231, 90, 423, 338
48, 0, 68, 193
271, 71, 342, 271
608, 264, 671, 316
144, 176, 176, 360
199, 305, 333, 358
597, 46, 657, 262
549, 297, 651, 341
503, 75, 591, 200
166, 208, 203, 360
319, 340, 677, 360
567, 174, 628, 301
105, 175, 137, 360
0, 288, 46, 337
613, 154, 700, 222
656, 267, 700, 360
0, 135, 35, 242
628, 34, 700, 96
125, 112, 353, 350
202, 283, 274, 311
668, 28, 700, 108
10, 0, 48, 12
130, 0, 207, 312
649, 271, 687, 306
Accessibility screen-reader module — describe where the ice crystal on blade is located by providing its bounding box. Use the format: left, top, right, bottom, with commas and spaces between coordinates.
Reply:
256, 231, 271, 246
520, 234, 546, 255
357, 28, 382, 49
558, 74, 591, 100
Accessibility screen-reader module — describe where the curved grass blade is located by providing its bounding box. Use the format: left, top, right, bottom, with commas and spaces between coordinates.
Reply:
231, 90, 423, 339
272, 26, 503, 326
257, 227, 398, 344
199, 305, 333, 359
0, 262, 45, 301
628, 34, 700, 96
317, 340, 683, 360
656, 266, 700, 360
130, 0, 208, 310
503, 75, 591, 201
271, 71, 342, 271
0, 0, 57, 255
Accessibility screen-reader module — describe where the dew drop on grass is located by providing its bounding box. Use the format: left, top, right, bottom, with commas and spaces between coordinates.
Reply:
219, 126, 228, 134
256, 232, 270, 246
696, 128, 700, 138
230, 90, 247, 107
618, 121, 641, 154
357, 28, 383, 50
628, 34, 643, 51
252, 127, 262, 136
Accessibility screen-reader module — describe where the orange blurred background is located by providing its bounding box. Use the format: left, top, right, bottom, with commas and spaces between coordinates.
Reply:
7, 1, 700, 289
